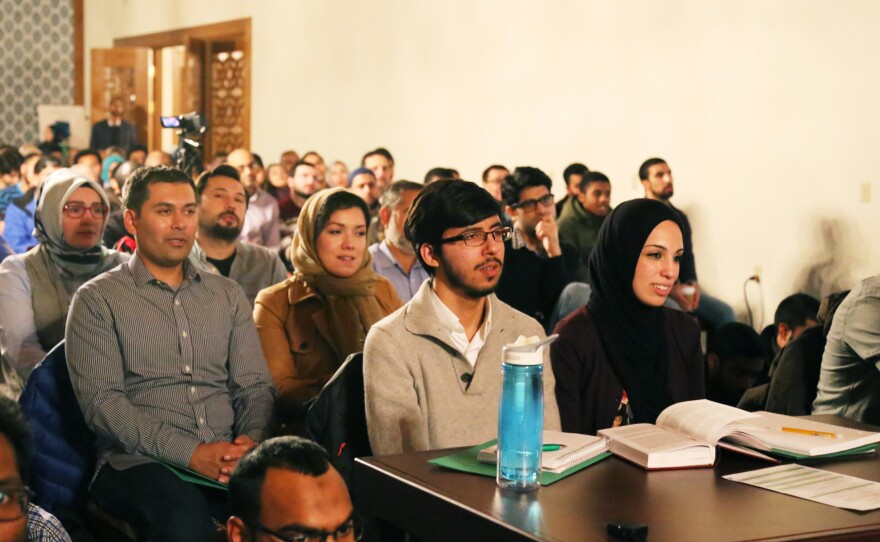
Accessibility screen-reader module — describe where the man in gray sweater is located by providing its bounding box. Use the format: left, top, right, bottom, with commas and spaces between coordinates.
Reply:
364, 180, 561, 456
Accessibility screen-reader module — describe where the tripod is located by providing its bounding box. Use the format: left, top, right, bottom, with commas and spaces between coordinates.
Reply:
174, 132, 205, 178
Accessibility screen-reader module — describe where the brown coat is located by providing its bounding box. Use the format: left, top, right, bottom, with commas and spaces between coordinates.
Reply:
254, 276, 401, 428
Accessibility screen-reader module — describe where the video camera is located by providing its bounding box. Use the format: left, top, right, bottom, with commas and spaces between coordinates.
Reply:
160, 112, 207, 136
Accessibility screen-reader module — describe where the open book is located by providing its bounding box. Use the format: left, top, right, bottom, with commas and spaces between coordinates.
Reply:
477, 430, 609, 473
597, 399, 880, 470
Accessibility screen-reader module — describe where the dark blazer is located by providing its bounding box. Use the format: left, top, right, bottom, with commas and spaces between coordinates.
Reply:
496, 239, 580, 331
89, 119, 138, 151
550, 306, 705, 435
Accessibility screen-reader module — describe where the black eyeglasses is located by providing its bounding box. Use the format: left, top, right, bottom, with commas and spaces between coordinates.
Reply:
0, 486, 32, 522
62, 202, 108, 218
438, 226, 512, 247
252, 517, 364, 542
511, 193, 554, 212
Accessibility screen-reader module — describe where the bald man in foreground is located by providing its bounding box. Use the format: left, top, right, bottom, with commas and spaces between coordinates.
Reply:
227, 436, 360, 542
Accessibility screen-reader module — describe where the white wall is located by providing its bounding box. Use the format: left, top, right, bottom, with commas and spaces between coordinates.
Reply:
84, 0, 880, 323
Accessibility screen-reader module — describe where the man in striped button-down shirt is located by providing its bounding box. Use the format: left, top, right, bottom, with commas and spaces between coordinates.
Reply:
66, 166, 275, 542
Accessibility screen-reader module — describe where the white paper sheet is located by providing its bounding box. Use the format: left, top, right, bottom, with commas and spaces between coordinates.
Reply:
724, 464, 880, 511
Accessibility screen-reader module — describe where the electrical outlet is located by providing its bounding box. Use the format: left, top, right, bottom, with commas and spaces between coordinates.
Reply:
861, 182, 871, 203
753, 265, 761, 281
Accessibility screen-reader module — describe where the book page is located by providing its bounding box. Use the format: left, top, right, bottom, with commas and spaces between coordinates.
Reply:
725, 464, 880, 511
657, 400, 759, 444
601, 424, 704, 453
727, 412, 880, 456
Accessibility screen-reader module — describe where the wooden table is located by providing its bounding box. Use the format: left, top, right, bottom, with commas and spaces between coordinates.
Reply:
353, 416, 880, 541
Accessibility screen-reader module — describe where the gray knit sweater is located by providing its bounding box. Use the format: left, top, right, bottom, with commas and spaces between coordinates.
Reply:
364, 281, 561, 455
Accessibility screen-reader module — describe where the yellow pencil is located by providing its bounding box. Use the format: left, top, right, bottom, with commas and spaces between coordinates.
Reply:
781, 426, 842, 439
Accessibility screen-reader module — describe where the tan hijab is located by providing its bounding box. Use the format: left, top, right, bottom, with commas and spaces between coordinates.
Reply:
289, 187, 388, 356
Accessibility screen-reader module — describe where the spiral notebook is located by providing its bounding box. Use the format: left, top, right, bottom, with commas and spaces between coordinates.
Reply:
476, 430, 610, 473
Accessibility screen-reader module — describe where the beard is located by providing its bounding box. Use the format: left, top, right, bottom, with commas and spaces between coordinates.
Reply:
385, 225, 415, 255
439, 256, 502, 299
206, 222, 242, 242
653, 187, 674, 200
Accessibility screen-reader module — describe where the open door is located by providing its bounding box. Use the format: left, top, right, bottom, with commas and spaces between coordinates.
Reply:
182, 37, 206, 115
90, 48, 152, 151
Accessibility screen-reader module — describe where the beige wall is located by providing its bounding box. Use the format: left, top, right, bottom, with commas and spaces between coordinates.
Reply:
84, 0, 880, 322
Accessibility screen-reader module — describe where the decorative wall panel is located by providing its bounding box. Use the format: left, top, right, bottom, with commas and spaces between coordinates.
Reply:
209, 50, 245, 153
0, 0, 75, 146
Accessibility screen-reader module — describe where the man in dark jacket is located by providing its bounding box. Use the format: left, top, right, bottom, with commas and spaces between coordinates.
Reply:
496, 167, 586, 332
640, 157, 735, 331
558, 170, 611, 283
89, 96, 138, 152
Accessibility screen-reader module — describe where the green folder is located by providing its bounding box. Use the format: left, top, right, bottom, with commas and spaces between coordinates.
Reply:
768, 442, 880, 461
154, 459, 229, 491
429, 440, 612, 486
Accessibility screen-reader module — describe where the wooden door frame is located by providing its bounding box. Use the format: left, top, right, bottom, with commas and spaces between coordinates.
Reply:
111, 18, 252, 154
73, 0, 84, 105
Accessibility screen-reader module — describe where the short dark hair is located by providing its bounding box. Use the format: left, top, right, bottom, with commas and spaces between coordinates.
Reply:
423, 167, 457, 185
707, 322, 764, 362
302, 151, 322, 163
0, 149, 24, 176
195, 164, 242, 198
361, 147, 394, 166
122, 165, 195, 214
313, 190, 371, 243
380, 180, 422, 211
500, 166, 552, 208
562, 163, 589, 186
34, 154, 63, 175
481, 164, 508, 182
405, 179, 502, 276
0, 396, 32, 483
638, 158, 667, 181
578, 171, 610, 193
73, 149, 102, 165
128, 144, 148, 159
290, 159, 315, 177
229, 436, 332, 528
251, 153, 264, 169
774, 293, 821, 329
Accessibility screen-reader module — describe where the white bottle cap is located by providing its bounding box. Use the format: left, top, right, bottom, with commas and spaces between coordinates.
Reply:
502, 334, 558, 366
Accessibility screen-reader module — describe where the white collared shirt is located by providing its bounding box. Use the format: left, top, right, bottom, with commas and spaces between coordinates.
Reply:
426, 285, 492, 368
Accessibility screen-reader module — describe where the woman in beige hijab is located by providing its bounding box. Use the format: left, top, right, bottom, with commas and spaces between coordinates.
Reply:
255, 187, 401, 432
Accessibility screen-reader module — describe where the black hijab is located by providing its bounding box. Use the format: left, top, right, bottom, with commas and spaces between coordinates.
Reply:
587, 199, 683, 424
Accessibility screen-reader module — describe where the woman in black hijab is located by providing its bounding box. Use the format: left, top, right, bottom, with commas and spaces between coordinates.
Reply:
550, 199, 704, 435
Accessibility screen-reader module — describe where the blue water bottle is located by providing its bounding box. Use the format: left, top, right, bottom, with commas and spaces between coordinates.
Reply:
497, 335, 557, 491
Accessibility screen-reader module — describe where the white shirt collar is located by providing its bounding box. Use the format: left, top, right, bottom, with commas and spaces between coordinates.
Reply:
426, 285, 492, 368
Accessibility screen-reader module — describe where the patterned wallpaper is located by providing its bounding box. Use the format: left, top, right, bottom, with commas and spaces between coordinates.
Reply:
0, 0, 74, 146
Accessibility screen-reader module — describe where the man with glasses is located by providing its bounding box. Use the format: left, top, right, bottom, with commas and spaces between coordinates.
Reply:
364, 180, 561, 455
0, 396, 71, 542
227, 436, 360, 542
227, 148, 281, 250
496, 167, 583, 332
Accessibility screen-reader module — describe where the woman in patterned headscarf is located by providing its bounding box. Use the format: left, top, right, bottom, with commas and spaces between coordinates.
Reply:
0, 168, 128, 397
255, 187, 401, 432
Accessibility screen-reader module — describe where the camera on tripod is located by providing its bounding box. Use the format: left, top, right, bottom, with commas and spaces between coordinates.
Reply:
159, 112, 208, 176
